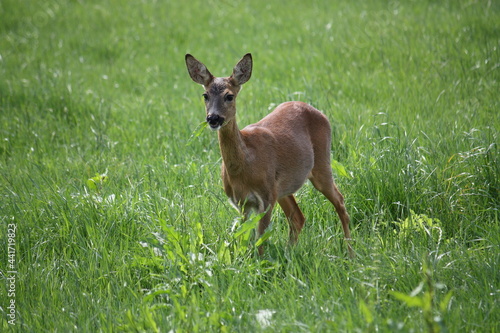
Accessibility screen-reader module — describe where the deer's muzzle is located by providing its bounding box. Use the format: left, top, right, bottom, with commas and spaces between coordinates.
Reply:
206, 114, 225, 130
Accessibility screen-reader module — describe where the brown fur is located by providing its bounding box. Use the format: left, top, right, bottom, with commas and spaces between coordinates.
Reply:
186, 53, 353, 257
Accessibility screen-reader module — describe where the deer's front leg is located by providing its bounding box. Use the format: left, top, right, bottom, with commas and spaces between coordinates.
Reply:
256, 203, 275, 255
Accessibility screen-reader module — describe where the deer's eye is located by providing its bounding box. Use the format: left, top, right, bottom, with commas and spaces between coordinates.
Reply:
225, 94, 234, 102
202, 93, 209, 101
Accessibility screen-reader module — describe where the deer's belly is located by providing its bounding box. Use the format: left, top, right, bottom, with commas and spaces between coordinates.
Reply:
227, 190, 265, 214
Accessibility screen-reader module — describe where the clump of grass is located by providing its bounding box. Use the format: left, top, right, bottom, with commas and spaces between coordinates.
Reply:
391, 256, 453, 333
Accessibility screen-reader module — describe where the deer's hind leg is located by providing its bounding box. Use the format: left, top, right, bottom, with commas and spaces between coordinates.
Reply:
278, 195, 305, 245
309, 162, 354, 257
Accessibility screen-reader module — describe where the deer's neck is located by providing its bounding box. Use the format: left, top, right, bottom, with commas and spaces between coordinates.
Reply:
217, 119, 247, 176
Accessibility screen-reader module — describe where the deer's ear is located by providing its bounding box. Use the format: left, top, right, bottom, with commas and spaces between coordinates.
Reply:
230, 53, 252, 86
185, 54, 213, 86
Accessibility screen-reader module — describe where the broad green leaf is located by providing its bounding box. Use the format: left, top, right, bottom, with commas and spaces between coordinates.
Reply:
195, 222, 203, 245
163, 225, 180, 242
234, 213, 263, 238
440, 291, 453, 312
331, 159, 350, 178
86, 178, 97, 191
234, 219, 257, 238
390, 291, 424, 308
255, 229, 274, 247
359, 299, 374, 324
217, 242, 232, 265
86, 172, 108, 191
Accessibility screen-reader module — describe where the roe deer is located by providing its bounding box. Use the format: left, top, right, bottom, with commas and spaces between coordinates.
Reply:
185, 53, 353, 257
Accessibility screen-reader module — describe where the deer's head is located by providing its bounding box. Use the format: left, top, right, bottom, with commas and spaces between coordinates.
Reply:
185, 53, 252, 130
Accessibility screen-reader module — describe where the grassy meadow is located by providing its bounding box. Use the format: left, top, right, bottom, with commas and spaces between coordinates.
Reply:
1, 0, 499, 331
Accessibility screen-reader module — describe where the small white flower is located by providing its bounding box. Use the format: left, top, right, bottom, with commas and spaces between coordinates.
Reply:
255, 309, 276, 328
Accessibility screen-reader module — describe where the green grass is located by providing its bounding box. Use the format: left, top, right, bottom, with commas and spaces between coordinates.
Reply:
1, 0, 499, 331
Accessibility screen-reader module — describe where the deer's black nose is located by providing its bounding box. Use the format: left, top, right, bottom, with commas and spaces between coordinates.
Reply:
206, 114, 225, 129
